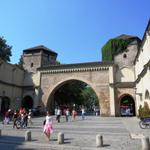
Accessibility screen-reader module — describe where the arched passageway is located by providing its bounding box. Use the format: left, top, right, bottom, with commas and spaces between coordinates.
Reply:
1, 97, 10, 114
22, 96, 33, 109
47, 79, 99, 115
120, 94, 136, 116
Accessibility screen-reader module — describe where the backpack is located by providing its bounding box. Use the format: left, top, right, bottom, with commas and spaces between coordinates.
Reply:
43, 119, 46, 125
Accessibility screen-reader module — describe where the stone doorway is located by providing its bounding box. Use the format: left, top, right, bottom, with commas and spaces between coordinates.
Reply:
47, 79, 99, 115
1, 96, 10, 114
120, 94, 136, 116
22, 96, 33, 109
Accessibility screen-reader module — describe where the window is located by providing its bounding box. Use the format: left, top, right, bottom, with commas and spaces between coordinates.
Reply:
123, 54, 127, 58
145, 90, 150, 100
31, 63, 34, 68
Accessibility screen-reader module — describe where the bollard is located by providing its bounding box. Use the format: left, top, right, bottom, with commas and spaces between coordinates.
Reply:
57, 132, 64, 144
25, 130, 31, 141
96, 134, 103, 147
141, 136, 150, 150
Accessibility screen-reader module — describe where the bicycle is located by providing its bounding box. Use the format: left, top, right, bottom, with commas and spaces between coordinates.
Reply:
139, 117, 150, 129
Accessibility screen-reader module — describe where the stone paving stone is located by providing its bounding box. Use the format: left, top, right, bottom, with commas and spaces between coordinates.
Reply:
0, 116, 149, 150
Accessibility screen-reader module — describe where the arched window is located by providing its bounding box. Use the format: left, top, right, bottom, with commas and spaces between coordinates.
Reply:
145, 90, 150, 100
1, 97, 10, 114
22, 96, 33, 109
123, 54, 127, 58
31, 63, 34, 68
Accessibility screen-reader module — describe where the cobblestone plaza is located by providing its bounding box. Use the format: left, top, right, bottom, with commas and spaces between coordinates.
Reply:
0, 116, 149, 150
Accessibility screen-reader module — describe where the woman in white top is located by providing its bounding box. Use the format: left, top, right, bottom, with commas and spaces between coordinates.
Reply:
43, 111, 53, 141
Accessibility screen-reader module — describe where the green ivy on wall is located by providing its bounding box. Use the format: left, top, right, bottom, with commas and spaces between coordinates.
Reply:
102, 36, 136, 61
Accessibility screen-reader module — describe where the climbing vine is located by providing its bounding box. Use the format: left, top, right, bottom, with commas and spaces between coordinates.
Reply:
102, 37, 135, 61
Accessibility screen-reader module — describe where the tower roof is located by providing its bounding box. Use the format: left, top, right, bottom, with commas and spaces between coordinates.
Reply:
23, 45, 57, 55
115, 34, 141, 41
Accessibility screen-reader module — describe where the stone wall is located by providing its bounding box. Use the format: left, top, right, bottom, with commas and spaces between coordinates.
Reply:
114, 40, 139, 68
23, 52, 42, 73
0, 60, 24, 110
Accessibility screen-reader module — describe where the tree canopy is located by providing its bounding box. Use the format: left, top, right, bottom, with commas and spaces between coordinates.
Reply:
54, 80, 99, 111
54, 80, 86, 107
18, 55, 24, 69
0, 37, 12, 62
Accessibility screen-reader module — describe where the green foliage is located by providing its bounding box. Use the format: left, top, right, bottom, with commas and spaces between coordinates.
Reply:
102, 37, 134, 61
0, 36, 12, 62
18, 55, 24, 69
138, 102, 150, 118
54, 80, 99, 110
138, 105, 143, 118
80, 86, 99, 110
54, 80, 87, 106
56, 60, 61, 64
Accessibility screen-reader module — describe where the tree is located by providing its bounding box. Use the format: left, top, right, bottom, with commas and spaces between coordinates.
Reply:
0, 36, 12, 62
54, 80, 99, 111
56, 60, 61, 64
138, 102, 150, 118
18, 55, 24, 69
54, 80, 86, 107
80, 86, 99, 110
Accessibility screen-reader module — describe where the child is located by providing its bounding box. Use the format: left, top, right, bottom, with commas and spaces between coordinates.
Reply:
72, 109, 77, 121
43, 111, 53, 141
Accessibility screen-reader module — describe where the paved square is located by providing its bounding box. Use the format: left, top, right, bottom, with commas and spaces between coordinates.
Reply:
0, 116, 150, 150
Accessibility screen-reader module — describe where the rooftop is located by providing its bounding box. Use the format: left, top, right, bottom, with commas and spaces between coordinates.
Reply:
23, 45, 57, 55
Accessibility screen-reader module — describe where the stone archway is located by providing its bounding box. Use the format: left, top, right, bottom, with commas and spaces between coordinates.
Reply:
1, 96, 10, 114
46, 79, 99, 114
22, 95, 33, 109
120, 94, 136, 116
40, 63, 115, 116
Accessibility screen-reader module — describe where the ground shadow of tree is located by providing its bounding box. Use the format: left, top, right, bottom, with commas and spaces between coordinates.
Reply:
0, 135, 35, 150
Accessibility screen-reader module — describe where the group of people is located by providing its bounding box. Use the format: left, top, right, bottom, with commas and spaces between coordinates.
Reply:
54, 107, 86, 123
2, 107, 32, 129
1, 106, 86, 141
43, 107, 86, 141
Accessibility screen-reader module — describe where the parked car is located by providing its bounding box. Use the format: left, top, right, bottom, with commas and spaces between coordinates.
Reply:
120, 107, 133, 116
31, 106, 41, 116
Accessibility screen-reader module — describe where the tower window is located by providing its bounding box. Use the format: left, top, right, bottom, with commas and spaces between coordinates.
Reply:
31, 63, 34, 67
123, 54, 127, 58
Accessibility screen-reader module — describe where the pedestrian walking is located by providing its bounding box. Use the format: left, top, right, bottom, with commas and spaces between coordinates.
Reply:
54, 107, 58, 116
56, 108, 61, 123
65, 108, 70, 122
12, 110, 19, 128
81, 107, 85, 120
43, 111, 53, 141
22, 108, 28, 128
28, 109, 33, 126
72, 109, 77, 121
2, 109, 11, 124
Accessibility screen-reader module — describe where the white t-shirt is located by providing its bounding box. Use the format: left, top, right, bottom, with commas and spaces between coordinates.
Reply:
65, 110, 70, 116
81, 108, 85, 114
57, 109, 61, 115
45, 116, 52, 124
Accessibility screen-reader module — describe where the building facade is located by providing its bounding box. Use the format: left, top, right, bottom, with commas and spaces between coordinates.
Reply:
0, 20, 149, 116
0, 59, 24, 113
135, 20, 150, 113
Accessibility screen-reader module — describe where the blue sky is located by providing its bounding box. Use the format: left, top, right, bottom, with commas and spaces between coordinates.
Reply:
0, 0, 149, 64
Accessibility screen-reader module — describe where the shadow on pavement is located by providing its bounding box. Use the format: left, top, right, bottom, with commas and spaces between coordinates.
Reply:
0, 135, 25, 150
